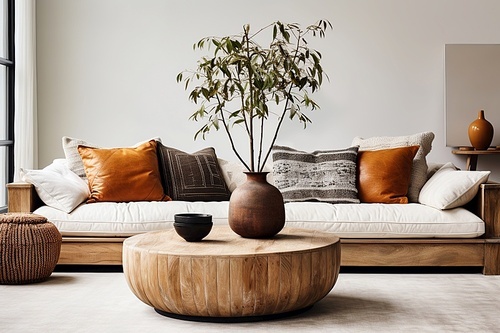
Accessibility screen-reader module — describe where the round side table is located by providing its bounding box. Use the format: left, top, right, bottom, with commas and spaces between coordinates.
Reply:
0, 213, 62, 284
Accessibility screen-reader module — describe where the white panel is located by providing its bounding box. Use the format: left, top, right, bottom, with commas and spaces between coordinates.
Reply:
445, 44, 500, 147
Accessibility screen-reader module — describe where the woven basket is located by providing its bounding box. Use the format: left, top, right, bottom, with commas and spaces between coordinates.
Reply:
0, 213, 62, 284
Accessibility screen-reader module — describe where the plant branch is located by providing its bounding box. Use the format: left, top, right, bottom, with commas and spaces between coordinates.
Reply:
258, 111, 265, 172
217, 95, 251, 171
244, 26, 255, 171
260, 26, 306, 167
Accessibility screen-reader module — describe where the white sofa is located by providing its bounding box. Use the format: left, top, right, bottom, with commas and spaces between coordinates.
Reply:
6, 133, 500, 274
7, 160, 500, 275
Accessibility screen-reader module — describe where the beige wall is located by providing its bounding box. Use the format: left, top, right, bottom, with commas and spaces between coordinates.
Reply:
36, 0, 500, 180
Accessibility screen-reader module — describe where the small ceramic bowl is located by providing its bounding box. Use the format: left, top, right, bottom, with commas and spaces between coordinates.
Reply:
173, 213, 213, 242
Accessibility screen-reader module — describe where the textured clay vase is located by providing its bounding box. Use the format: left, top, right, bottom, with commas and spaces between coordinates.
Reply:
228, 172, 285, 238
468, 110, 494, 150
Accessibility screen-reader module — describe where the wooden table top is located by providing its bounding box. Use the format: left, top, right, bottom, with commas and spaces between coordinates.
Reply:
124, 226, 340, 257
452, 148, 500, 155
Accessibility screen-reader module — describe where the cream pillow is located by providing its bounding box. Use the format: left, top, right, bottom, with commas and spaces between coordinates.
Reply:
418, 162, 490, 210
352, 131, 434, 202
20, 159, 90, 213
217, 158, 273, 192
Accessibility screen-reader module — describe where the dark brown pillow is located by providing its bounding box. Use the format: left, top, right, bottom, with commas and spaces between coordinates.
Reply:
78, 140, 169, 203
357, 145, 419, 204
156, 143, 231, 201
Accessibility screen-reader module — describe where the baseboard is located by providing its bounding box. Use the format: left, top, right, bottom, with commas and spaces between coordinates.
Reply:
340, 266, 484, 274
52, 265, 483, 274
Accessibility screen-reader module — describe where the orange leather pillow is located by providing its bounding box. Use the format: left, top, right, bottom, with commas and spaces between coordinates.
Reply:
357, 145, 419, 204
78, 140, 169, 203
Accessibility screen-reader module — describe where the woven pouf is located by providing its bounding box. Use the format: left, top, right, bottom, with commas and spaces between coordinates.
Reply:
0, 213, 62, 284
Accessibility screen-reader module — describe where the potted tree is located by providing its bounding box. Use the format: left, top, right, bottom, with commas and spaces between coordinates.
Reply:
177, 20, 332, 238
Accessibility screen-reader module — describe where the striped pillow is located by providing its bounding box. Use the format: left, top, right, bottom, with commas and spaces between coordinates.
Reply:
272, 145, 359, 204
156, 143, 231, 201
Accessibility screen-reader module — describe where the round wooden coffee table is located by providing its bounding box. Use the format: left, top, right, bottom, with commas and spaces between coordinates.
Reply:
123, 226, 340, 322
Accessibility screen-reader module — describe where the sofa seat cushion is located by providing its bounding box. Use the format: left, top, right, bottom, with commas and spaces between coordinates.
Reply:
33, 201, 485, 238
33, 201, 230, 237
284, 202, 484, 238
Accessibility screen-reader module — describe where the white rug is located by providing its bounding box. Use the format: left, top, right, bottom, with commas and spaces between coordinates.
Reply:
1, 272, 500, 333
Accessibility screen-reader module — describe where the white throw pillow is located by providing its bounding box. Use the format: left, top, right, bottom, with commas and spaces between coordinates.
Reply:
62, 136, 161, 178
418, 162, 490, 210
352, 131, 435, 203
217, 158, 274, 192
20, 159, 90, 213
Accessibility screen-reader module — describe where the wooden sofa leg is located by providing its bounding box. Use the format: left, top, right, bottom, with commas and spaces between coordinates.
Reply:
483, 241, 500, 275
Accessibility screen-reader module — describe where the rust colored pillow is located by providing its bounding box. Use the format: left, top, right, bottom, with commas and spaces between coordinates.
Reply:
78, 140, 169, 203
357, 145, 419, 204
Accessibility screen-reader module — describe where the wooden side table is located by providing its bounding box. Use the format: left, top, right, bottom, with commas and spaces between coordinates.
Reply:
452, 148, 500, 171
123, 226, 340, 322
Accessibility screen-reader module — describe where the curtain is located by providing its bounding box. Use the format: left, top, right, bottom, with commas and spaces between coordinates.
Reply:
13, 0, 37, 180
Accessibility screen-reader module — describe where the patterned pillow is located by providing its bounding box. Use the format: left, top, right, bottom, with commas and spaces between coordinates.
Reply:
157, 143, 231, 201
352, 132, 434, 202
62, 136, 99, 178
272, 145, 359, 204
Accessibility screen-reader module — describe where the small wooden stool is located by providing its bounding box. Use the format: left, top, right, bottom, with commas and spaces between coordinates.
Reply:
0, 213, 62, 284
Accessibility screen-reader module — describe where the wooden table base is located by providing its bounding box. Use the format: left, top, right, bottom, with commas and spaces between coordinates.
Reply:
154, 304, 314, 323
123, 226, 340, 320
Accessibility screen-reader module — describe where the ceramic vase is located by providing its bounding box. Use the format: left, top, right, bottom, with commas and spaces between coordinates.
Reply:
228, 172, 285, 238
468, 110, 494, 150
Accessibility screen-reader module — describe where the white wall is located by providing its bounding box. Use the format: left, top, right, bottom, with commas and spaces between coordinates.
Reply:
36, 0, 500, 181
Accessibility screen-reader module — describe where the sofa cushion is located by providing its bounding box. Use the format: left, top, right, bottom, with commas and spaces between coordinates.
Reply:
78, 140, 168, 203
272, 145, 360, 204
157, 143, 231, 201
419, 162, 490, 209
20, 159, 89, 213
352, 131, 434, 202
33, 201, 485, 238
62, 136, 161, 179
283, 202, 484, 238
357, 146, 419, 204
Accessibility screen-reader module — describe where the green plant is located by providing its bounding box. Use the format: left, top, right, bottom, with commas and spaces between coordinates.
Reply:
177, 20, 332, 172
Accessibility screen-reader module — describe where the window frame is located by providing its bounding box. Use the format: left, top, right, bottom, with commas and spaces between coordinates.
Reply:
0, 0, 15, 213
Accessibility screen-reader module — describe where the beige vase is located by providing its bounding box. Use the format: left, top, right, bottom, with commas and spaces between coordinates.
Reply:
228, 172, 285, 238
468, 110, 494, 150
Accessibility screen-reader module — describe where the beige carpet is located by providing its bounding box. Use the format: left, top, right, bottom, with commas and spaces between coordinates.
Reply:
1, 272, 499, 332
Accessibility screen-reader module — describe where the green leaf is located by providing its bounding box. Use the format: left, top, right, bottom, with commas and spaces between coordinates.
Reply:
226, 39, 233, 53
289, 104, 297, 119
233, 118, 246, 125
